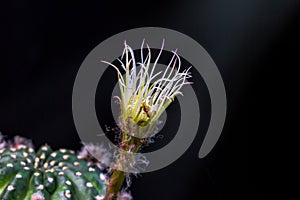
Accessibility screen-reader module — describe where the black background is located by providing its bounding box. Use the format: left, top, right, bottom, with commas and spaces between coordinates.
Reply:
1, 0, 299, 199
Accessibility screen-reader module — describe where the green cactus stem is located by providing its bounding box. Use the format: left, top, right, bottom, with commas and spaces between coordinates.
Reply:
0, 134, 106, 200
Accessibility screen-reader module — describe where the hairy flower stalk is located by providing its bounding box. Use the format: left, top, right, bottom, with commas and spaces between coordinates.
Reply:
102, 40, 192, 200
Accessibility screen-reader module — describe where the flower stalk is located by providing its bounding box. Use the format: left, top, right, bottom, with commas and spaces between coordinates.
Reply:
104, 134, 142, 200
102, 40, 192, 199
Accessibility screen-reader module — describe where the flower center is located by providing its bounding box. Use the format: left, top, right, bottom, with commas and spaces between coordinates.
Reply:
127, 95, 153, 126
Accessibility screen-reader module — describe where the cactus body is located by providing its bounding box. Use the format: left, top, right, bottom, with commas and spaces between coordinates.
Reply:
0, 145, 106, 200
